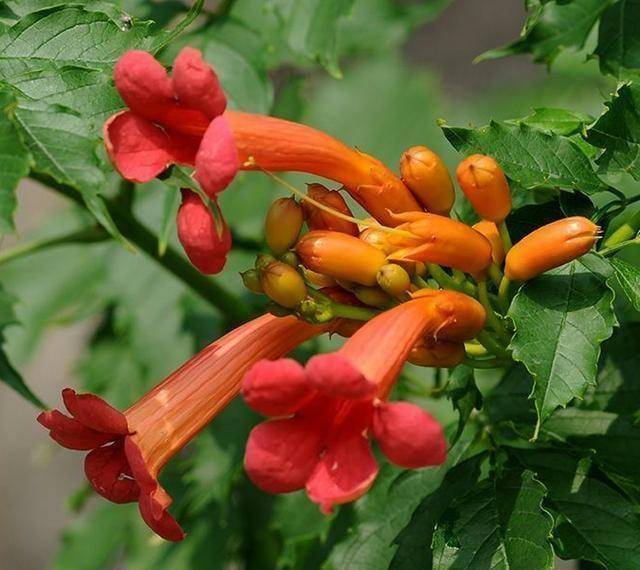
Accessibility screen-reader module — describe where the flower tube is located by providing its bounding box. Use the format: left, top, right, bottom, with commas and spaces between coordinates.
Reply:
241, 291, 485, 513
38, 315, 324, 541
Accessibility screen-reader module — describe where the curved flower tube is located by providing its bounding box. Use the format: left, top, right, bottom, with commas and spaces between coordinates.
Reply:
38, 315, 324, 542
241, 291, 486, 513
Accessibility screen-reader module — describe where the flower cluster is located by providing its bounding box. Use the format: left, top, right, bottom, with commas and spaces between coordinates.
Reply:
39, 47, 601, 542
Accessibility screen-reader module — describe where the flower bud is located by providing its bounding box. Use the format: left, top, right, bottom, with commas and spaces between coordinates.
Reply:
241, 269, 263, 294
301, 267, 337, 288
177, 190, 231, 275
388, 212, 492, 274
302, 183, 359, 235
360, 227, 396, 255
255, 253, 276, 271
265, 197, 304, 254
456, 154, 512, 223
472, 220, 505, 266
408, 339, 465, 368
296, 230, 387, 286
376, 264, 411, 296
260, 261, 307, 308
400, 146, 455, 216
353, 286, 392, 308
280, 251, 299, 267
505, 216, 600, 281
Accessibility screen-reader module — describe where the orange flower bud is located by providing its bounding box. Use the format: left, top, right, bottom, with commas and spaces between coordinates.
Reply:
260, 261, 307, 308
265, 197, 303, 254
400, 146, 455, 215
411, 289, 486, 342
505, 216, 600, 281
388, 212, 492, 274
456, 154, 512, 223
376, 264, 411, 296
408, 339, 465, 368
472, 220, 505, 266
296, 230, 387, 286
302, 183, 358, 235
359, 227, 396, 255
302, 267, 337, 288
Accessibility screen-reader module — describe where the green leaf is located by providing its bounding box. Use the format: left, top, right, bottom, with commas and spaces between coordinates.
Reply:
521, 107, 592, 136
516, 450, 640, 568
609, 257, 640, 311
586, 83, 640, 181
0, 284, 45, 407
445, 365, 483, 445
325, 424, 487, 570
442, 120, 607, 194
484, 365, 537, 427
542, 408, 640, 500
432, 469, 554, 570
0, 89, 30, 234
281, 0, 355, 78
158, 184, 181, 257
595, 0, 640, 76
479, 0, 609, 66
583, 324, 640, 414
390, 454, 487, 569
508, 255, 616, 428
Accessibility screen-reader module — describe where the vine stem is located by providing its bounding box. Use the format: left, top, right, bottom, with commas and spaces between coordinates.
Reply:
34, 176, 250, 324
599, 236, 640, 257
498, 220, 513, 253
498, 276, 511, 312
427, 263, 477, 296
477, 280, 511, 342
330, 302, 379, 321
462, 357, 508, 369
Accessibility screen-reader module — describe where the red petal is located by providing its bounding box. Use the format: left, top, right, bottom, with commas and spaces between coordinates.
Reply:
37, 410, 117, 450
62, 388, 129, 435
244, 417, 324, 494
372, 402, 446, 469
172, 47, 226, 119
194, 115, 239, 198
104, 111, 199, 182
84, 441, 139, 503
124, 437, 185, 542
305, 353, 377, 400
114, 50, 174, 122
242, 358, 314, 417
177, 190, 231, 274
305, 433, 378, 514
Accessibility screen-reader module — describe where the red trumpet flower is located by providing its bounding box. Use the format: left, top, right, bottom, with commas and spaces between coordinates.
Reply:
38, 315, 324, 541
241, 291, 486, 513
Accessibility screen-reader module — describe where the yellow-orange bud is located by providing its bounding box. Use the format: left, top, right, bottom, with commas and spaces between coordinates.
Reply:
241, 269, 263, 294
353, 286, 392, 308
505, 216, 600, 281
472, 220, 505, 266
265, 197, 304, 255
388, 212, 492, 274
296, 230, 387, 286
260, 261, 307, 308
303, 184, 359, 235
400, 146, 455, 215
456, 154, 512, 223
301, 267, 337, 288
408, 339, 465, 368
376, 264, 411, 296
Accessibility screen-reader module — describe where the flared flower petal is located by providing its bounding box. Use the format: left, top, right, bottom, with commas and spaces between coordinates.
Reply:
114, 50, 174, 121
306, 432, 378, 515
177, 190, 231, 275
172, 47, 227, 119
245, 417, 324, 494
62, 388, 129, 435
372, 402, 446, 469
194, 116, 240, 197
37, 410, 117, 450
104, 112, 199, 183
305, 353, 377, 399
242, 358, 314, 416
84, 441, 139, 504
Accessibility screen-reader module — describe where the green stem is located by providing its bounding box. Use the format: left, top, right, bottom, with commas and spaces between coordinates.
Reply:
0, 227, 108, 266
488, 263, 503, 288
452, 269, 466, 284
35, 176, 250, 324
462, 357, 508, 369
498, 220, 513, 253
476, 330, 510, 358
601, 210, 640, 249
498, 276, 511, 313
599, 236, 640, 257
412, 275, 431, 289
427, 263, 477, 296
330, 302, 379, 321
477, 281, 511, 341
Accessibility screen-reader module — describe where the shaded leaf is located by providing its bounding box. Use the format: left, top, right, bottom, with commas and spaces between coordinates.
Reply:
443, 120, 606, 194
609, 257, 640, 311
432, 469, 554, 570
596, 0, 640, 76
445, 365, 482, 445
508, 255, 616, 427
